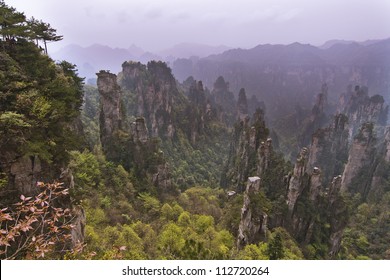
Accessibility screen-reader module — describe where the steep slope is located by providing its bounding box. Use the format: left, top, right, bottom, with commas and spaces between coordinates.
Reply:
0, 10, 86, 257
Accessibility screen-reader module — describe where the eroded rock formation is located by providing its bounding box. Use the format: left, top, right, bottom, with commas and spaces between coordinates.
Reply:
307, 114, 349, 183
237, 176, 267, 248
341, 122, 377, 195
286, 147, 309, 214
97, 68, 175, 197
221, 109, 271, 192
97, 70, 123, 159
119, 61, 177, 138
339, 85, 388, 140
237, 88, 248, 121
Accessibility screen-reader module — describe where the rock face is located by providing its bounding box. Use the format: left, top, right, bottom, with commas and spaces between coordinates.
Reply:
210, 76, 236, 125
327, 175, 348, 258
360, 125, 390, 200
9, 155, 42, 195
152, 163, 173, 196
341, 122, 377, 195
70, 206, 86, 246
299, 84, 330, 147
237, 177, 267, 248
237, 88, 248, 121
284, 146, 350, 253
97, 71, 122, 142
130, 117, 149, 143
97, 70, 123, 159
307, 114, 349, 183
339, 85, 388, 140
119, 61, 177, 138
97, 68, 175, 197
384, 127, 390, 162
286, 147, 310, 214
186, 80, 208, 143
221, 109, 271, 192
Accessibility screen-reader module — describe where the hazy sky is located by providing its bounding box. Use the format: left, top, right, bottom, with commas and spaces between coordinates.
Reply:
7, 0, 390, 51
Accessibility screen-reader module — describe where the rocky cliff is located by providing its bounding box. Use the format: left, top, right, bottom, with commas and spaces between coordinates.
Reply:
97, 69, 175, 197
237, 88, 249, 121
307, 114, 349, 183
97, 70, 123, 160
223, 103, 354, 257
237, 177, 268, 248
119, 61, 177, 139
210, 76, 236, 126
221, 109, 270, 192
339, 85, 388, 140
298, 84, 330, 147
340, 122, 377, 195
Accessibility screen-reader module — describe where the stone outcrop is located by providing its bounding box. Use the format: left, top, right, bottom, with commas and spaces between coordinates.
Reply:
341, 122, 377, 195
119, 61, 177, 139
257, 138, 273, 176
210, 76, 236, 126
188, 80, 207, 108
365, 126, 390, 200
307, 114, 349, 183
237, 88, 248, 121
186, 80, 208, 144
298, 84, 330, 147
70, 206, 86, 246
97, 70, 123, 160
152, 163, 173, 197
9, 155, 42, 196
237, 177, 267, 248
286, 147, 309, 214
339, 85, 388, 140
327, 175, 348, 258
221, 109, 271, 192
384, 127, 390, 162
130, 117, 149, 143
97, 68, 175, 197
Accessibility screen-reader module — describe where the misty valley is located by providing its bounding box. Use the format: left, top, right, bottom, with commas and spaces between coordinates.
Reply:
1, 1, 390, 260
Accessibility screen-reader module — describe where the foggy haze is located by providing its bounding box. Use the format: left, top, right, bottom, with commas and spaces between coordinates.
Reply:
7, 0, 390, 52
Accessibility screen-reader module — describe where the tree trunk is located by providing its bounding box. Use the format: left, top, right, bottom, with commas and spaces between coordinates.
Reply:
44, 40, 47, 54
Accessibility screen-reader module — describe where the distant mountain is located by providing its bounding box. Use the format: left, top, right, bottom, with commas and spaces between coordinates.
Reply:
158, 42, 231, 61
172, 39, 390, 118
207, 42, 324, 65
51, 44, 147, 80
319, 39, 357, 49
51, 43, 231, 81
319, 39, 385, 49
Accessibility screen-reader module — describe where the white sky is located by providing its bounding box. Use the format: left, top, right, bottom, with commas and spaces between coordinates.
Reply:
6, 0, 390, 51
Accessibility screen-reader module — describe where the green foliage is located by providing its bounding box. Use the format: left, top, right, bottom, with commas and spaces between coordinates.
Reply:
249, 191, 272, 217
0, 111, 30, 149
161, 122, 230, 189
178, 187, 224, 220
220, 194, 243, 237
238, 243, 268, 260
268, 228, 304, 260
1, 2, 62, 54
158, 222, 185, 259
267, 232, 284, 259
1, 45, 84, 165
339, 191, 390, 259
138, 193, 161, 218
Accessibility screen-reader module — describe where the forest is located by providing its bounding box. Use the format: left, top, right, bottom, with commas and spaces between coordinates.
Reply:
1, 1, 389, 260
